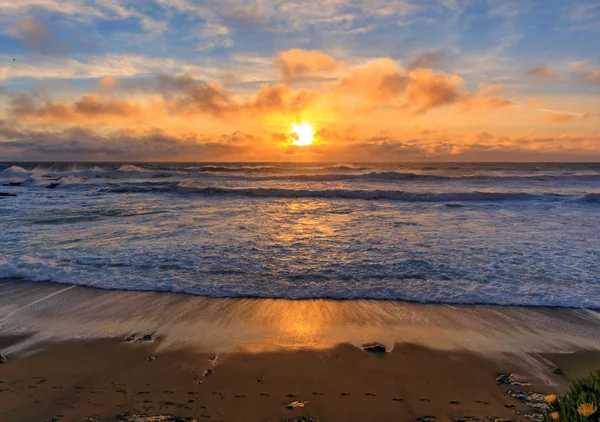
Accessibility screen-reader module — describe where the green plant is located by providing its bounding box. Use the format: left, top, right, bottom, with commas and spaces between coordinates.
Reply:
544, 370, 600, 421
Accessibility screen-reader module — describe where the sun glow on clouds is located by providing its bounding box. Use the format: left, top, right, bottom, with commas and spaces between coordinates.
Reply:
290, 122, 315, 146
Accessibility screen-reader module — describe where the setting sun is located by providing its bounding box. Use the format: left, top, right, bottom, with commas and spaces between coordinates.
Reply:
290, 122, 315, 146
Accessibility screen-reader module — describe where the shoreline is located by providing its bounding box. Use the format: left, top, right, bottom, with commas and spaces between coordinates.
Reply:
2, 277, 600, 310
2, 278, 600, 354
1, 279, 600, 421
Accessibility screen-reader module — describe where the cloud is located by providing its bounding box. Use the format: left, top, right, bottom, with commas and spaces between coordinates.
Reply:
569, 61, 600, 84
403, 68, 463, 112
0, 122, 261, 161
527, 64, 557, 81
0, 54, 219, 81
4, 49, 516, 131
335, 58, 407, 103
276, 49, 346, 79
3, 117, 600, 162
5, 17, 66, 54
455, 84, 514, 112
407, 51, 446, 70
543, 112, 579, 123
7, 92, 146, 126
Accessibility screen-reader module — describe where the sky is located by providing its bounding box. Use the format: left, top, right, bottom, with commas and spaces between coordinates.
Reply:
0, 0, 599, 162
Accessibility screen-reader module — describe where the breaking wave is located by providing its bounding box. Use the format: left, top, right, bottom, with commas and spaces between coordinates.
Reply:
108, 183, 567, 202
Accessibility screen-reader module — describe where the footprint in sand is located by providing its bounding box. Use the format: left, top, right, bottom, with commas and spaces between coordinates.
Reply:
287, 394, 297, 398
235, 394, 245, 398
311, 392, 323, 396
340, 392, 351, 396
449, 400, 460, 404
392, 398, 403, 402
260, 392, 270, 396
418, 398, 431, 402
365, 393, 376, 396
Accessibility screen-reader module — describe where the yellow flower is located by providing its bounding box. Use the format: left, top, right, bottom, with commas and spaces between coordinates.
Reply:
578, 403, 598, 417
550, 412, 559, 420
545, 394, 558, 405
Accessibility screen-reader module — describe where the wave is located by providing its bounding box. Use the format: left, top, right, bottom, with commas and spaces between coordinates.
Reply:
1, 259, 598, 309
108, 183, 568, 202
41, 166, 173, 180
205, 171, 600, 183
0, 166, 31, 178
574, 193, 600, 203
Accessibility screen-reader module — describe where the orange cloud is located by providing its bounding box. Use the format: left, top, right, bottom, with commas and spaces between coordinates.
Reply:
543, 112, 578, 123
4, 49, 518, 144
404, 68, 463, 112
335, 58, 406, 103
276, 49, 346, 79
9, 94, 144, 124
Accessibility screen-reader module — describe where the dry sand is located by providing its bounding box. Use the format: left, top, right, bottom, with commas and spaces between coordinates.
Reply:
0, 279, 599, 422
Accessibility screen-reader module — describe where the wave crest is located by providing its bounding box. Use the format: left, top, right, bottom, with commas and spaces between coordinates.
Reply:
108, 183, 556, 202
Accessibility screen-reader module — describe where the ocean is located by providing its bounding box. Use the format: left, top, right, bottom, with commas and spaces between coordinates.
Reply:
1, 162, 599, 308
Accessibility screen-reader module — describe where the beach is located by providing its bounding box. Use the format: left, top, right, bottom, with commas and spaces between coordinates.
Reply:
1, 279, 599, 422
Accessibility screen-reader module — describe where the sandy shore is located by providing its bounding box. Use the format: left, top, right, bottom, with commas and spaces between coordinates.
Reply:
1, 279, 600, 421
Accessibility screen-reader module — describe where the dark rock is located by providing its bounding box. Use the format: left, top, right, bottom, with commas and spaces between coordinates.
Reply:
549, 366, 562, 374
41, 416, 63, 422
204, 368, 212, 377
145, 356, 155, 362
140, 334, 154, 342
495, 373, 512, 384
0, 192, 17, 197
0, 353, 7, 364
450, 400, 460, 404
125, 335, 137, 342
116, 415, 193, 422
495, 373, 530, 386
46, 182, 60, 189
362, 342, 387, 353
208, 355, 217, 362
505, 389, 545, 410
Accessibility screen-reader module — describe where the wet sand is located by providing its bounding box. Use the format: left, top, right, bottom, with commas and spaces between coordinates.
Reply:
1, 279, 600, 421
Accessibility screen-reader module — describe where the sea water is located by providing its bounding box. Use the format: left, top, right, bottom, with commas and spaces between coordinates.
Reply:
1, 162, 599, 308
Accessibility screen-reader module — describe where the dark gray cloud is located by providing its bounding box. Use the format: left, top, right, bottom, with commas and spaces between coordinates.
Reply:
407, 51, 446, 70
527, 64, 557, 81
0, 122, 258, 161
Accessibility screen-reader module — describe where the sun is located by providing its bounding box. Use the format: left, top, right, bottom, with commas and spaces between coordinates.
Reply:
290, 121, 315, 146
